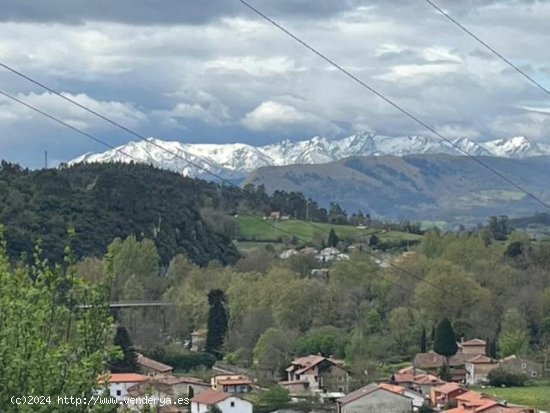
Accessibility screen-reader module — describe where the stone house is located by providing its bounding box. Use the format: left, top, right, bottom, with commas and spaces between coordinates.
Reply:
336, 383, 413, 413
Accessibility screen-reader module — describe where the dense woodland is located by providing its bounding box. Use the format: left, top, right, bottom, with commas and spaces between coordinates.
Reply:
76, 229, 550, 385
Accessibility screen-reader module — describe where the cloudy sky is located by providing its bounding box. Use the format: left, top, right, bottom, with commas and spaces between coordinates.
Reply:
1, 0, 549, 168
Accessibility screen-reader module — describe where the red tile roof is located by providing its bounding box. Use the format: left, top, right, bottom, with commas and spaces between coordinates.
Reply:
191, 390, 232, 405
433, 382, 466, 394
137, 354, 173, 373
100, 373, 148, 384
460, 338, 486, 347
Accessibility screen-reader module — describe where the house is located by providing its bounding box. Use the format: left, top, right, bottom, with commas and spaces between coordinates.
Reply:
268, 211, 281, 220
465, 355, 499, 385
282, 355, 349, 395
128, 375, 211, 401
447, 390, 536, 413
190, 329, 207, 352
279, 249, 298, 259
410, 374, 446, 396
413, 351, 468, 382
99, 373, 149, 403
430, 382, 468, 408
137, 353, 174, 376
190, 390, 253, 413
499, 355, 543, 379
336, 383, 413, 413
378, 383, 427, 408
211, 374, 252, 393
315, 247, 350, 262
458, 338, 487, 356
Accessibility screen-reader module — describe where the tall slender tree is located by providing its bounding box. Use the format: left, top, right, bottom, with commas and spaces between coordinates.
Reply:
109, 325, 140, 373
420, 327, 428, 353
205, 289, 228, 358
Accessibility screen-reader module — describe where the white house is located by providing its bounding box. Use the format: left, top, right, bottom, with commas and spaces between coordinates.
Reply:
191, 390, 253, 413
99, 373, 149, 403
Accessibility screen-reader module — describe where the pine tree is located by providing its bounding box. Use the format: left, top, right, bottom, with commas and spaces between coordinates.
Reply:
327, 228, 339, 248
109, 325, 140, 373
420, 327, 428, 353
205, 289, 228, 358
433, 318, 459, 365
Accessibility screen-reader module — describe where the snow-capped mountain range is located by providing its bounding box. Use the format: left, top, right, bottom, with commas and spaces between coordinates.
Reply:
69, 132, 550, 179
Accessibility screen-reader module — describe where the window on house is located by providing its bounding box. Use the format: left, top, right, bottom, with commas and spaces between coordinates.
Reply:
116, 390, 121, 396
521, 363, 527, 369
531, 371, 538, 377
230, 401, 235, 407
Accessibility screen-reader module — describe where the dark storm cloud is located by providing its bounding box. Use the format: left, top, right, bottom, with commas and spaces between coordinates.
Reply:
0, 0, 359, 25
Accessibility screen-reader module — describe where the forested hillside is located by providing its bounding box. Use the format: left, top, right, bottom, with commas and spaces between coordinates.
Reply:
0, 161, 240, 265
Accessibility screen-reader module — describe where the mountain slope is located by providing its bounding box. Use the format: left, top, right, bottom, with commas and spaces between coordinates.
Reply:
69, 133, 550, 179
0, 162, 239, 265
244, 155, 550, 223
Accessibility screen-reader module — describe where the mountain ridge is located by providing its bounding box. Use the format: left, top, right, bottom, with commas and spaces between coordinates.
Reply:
69, 133, 550, 179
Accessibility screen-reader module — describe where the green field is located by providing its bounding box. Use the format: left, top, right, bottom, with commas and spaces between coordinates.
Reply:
235, 216, 423, 244
473, 381, 550, 412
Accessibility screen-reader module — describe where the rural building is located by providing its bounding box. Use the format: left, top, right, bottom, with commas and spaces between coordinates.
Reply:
499, 355, 543, 379
190, 329, 207, 352
137, 353, 174, 376
282, 354, 349, 395
99, 373, 148, 403
458, 338, 487, 356
378, 383, 426, 408
211, 374, 252, 393
336, 383, 413, 413
190, 390, 252, 413
430, 382, 468, 408
465, 355, 498, 385
128, 375, 210, 400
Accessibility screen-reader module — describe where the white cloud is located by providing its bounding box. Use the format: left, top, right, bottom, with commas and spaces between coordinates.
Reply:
0, 91, 146, 130
242, 101, 309, 131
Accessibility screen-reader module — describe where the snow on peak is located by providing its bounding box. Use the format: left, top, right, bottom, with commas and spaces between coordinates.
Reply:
68, 133, 550, 179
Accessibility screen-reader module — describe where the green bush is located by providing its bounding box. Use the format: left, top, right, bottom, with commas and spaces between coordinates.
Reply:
488, 367, 528, 387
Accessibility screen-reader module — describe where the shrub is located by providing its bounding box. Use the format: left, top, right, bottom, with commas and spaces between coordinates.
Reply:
487, 367, 528, 387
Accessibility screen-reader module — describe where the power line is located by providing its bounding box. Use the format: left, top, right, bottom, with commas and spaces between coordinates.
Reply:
237, 0, 550, 211
424, 0, 550, 97
0, 86, 448, 305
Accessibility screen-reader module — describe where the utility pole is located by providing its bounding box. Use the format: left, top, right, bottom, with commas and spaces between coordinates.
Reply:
44, 150, 48, 169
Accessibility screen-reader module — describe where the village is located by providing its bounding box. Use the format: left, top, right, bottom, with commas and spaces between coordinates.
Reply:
100, 335, 546, 413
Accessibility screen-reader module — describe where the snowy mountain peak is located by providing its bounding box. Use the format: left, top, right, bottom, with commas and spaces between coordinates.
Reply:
68, 132, 550, 179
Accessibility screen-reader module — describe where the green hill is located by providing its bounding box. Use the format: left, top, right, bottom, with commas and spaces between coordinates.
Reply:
0, 161, 239, 265
236, 216, 423, 244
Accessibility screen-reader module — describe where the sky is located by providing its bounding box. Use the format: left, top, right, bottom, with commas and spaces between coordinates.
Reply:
1, 0, 550, 168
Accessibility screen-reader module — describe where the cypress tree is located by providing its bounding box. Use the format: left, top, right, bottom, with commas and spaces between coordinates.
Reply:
433, 318, 459, 365
420, 327, 428, 353
205, 289, 228, 358
109, 325, 140, 373
327, 228, 339, 248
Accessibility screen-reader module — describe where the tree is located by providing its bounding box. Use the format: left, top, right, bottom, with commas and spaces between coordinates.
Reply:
433, 318, 459, 364
253, 328, 298, 377
109, 325, 140, 373
421, 327, 428, 353
327, 228, 339, 248
260, 386, 291, 411
499, 308, 529, 357
205, 289, 228, 358
0, 235, 114, 412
